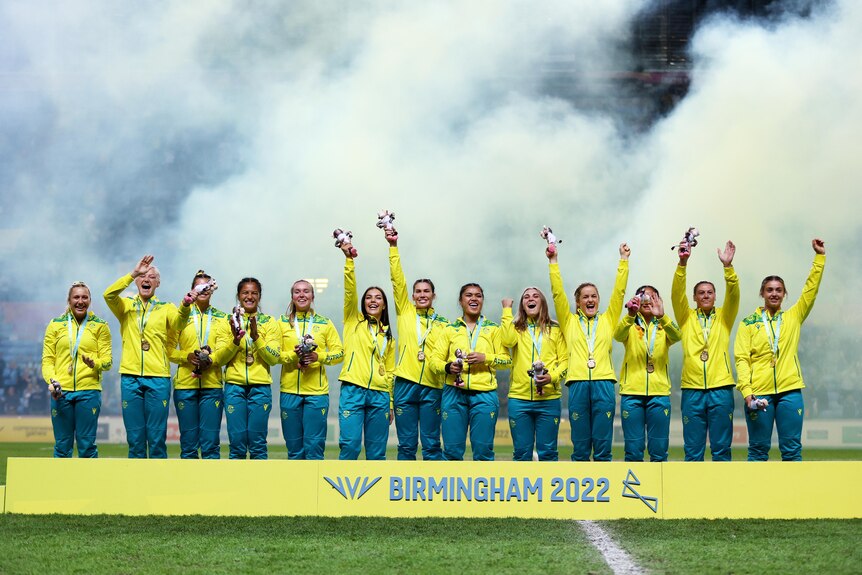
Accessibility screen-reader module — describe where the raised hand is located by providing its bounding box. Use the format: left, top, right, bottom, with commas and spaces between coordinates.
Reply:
385, 228, 398, 246
678, 241, 691, 265
501, 298, 514, 309
625, 296, 641, 317
249, 314, 259, 341
718, 240, 735, 267
131, 255, 154, 278
812, 238, 826, 255
651, 293, 665, 318
619, 243, 631, 260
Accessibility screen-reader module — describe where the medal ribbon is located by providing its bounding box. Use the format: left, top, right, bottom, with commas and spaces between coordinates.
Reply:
761, 309, 782, 359
191, 306, 212, 349
67, 313, 89, 367
244, 314, 256, 359
416, 311, 437, 349
579, 314, 597, 358
636, 315, 658, 360
369, 323, 388, 365
466, 316, 485, 352
135, 298, 156, 339
295, 312, 313, 340
527, 323, 543, 357
697, 309, 714, 348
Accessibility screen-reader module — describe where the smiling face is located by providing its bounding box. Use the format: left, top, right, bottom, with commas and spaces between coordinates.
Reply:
459, 285, 484, 318
363, 288, 386, 319
637, 287, 657, 319
192, 276, 213, 308
412, 281, 435, 311
693, 281, 716, 313
291, 281, 314, 313
520, 288, 544, 320
760, 279, 786, 313
135, 268, 160, 301
67, 286, 91, 321
238, 281, 261, 314
576, 284, 600, 318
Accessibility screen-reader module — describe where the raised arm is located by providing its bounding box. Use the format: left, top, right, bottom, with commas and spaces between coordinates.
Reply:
499, 299, 517, 348
343, 256, 361, 326
671, 253, 690, 326
386, 231, 412, 317
717, 241, 740, 328
604, 243, 631, 325
790, 239, 826, 323
548, 256, 572, 334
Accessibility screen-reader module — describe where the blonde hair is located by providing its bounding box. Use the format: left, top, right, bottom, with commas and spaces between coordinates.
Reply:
66, 281, 91, 315
513, 287, 556, 333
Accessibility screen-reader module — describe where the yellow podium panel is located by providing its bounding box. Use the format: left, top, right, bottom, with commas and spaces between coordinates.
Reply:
4, 459, 861, 518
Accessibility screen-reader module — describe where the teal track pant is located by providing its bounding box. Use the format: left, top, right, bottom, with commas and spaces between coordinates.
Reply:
224, 383, 271, 459
567, 379, 616, 461
508, 397, 561, 461
121, 375, 171, 459
745, 389, 804, 461
393, 377, 443, 461
173, 388, 224, 459
338, 382, 390, 460
620, 394, 671, 462
441, 385, 499, 461
280, 392, 329, 460
681, 386, 735, 461
51, 390, 101, 458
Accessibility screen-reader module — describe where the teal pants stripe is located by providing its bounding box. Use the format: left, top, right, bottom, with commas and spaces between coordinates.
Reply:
393, 377, 442, 461
280, 392, 329, 460
620, 394, 671, 462
508, 397, 561, 461
681, 386, 735, 461
121, 375, 171, 459
224, 383, 271, 460
338, 382, 390, 460
51, 390, 101, 458
441, 385, 499, 461
567, 379, 615, 462
745, 389, 804, 461
173, 388, 224, 459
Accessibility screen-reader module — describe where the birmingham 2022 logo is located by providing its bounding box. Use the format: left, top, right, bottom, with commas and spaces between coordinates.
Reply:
324, 476, 382, 500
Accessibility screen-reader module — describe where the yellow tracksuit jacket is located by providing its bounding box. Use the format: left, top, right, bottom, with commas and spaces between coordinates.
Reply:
103, 274, 190, 377
671, 264, 740, 389
337, 258, 396, 401
614, 314, 681, 396
214, 312, 281, 385
167, 306, 229, 390
499, 308, 567, 401
42, 311, 112, 392
549, 260, 629, 382
431, 317, 512, 392
278, 311, 344, 395
734, 254, 825, 398
389, 246, 449, 388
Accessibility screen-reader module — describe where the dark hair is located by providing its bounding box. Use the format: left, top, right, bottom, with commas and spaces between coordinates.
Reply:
191, 269, 211, 289
287, 280, 315, 325
636, 285, 660, 297
759, 275, 786, 296
237, 277, 263, 312
362, 286, 392, 340
692, 281, 715, 296
412, 278, 436, 293
458, 283, 483, 300
574, 282, 597, 302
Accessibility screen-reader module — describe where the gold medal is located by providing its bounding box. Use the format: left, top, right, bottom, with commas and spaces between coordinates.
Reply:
68, 364, 73, 375
379, 364, 386, 376
700, 350, 709, 362
141, 339, 150, 352
587, 357, 596, 369
771, 356, 777, 367
646, 361, 655, 374
246, 353, 255, 365
417, 351, 425, 362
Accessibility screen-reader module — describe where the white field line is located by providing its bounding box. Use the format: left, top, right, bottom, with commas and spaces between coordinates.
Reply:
578, 520, 645, 575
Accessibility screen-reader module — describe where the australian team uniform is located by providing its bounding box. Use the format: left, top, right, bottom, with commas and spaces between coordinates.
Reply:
389, 246, 449, 460
278, 311, 343, 460
499, 308, 567, 461
734, 253, 825, 461
550, 259, 628, 462
671, 264, 739, 461
41, 311, 112, 458
337, 258, 396, 460
104, 274, 189, 459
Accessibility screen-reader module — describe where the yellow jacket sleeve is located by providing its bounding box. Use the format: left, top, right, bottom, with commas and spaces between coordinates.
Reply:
95, 320, 113, 372
603, 259, 629, 331
550, 326, 568, 385
41, 322, 58, 385
660, 314, 682, 344
428, 325, 452, 378
499, 308, 517, 348
103, 274, 134, 320
720, 265, 740, 330
389, 246, 413, 317
788, 253, 825, 324
614, 314, 635, 342
549, 263, 572, 334
212, 320, 242, 367
734, 323, 754, 398
254, 317, 281, 366
671, 264, 691, 327
344, 258, 361, 327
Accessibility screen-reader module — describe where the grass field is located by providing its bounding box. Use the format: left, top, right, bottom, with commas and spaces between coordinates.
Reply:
2, 444, 861, 574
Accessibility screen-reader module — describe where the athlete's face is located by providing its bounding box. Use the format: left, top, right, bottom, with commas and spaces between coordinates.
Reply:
761, 280, 786, 312
412, 282, 435, 310
135, 269, 160, 301
192, 277, 213, 307
68, 286, 91, 321
694, 282, 716, 313
521, 288, 543, 320
238, 282, 261, 314
637, 287, 657, 318
577, 286, 600, 318
291, 281, 314, 313
460, 287, 484, 317
364, 288, 386, 319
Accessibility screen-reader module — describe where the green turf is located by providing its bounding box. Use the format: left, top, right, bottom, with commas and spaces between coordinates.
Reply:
0, 515, 609, 575
1, 443, 861, 485
603, 518, 862, 575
